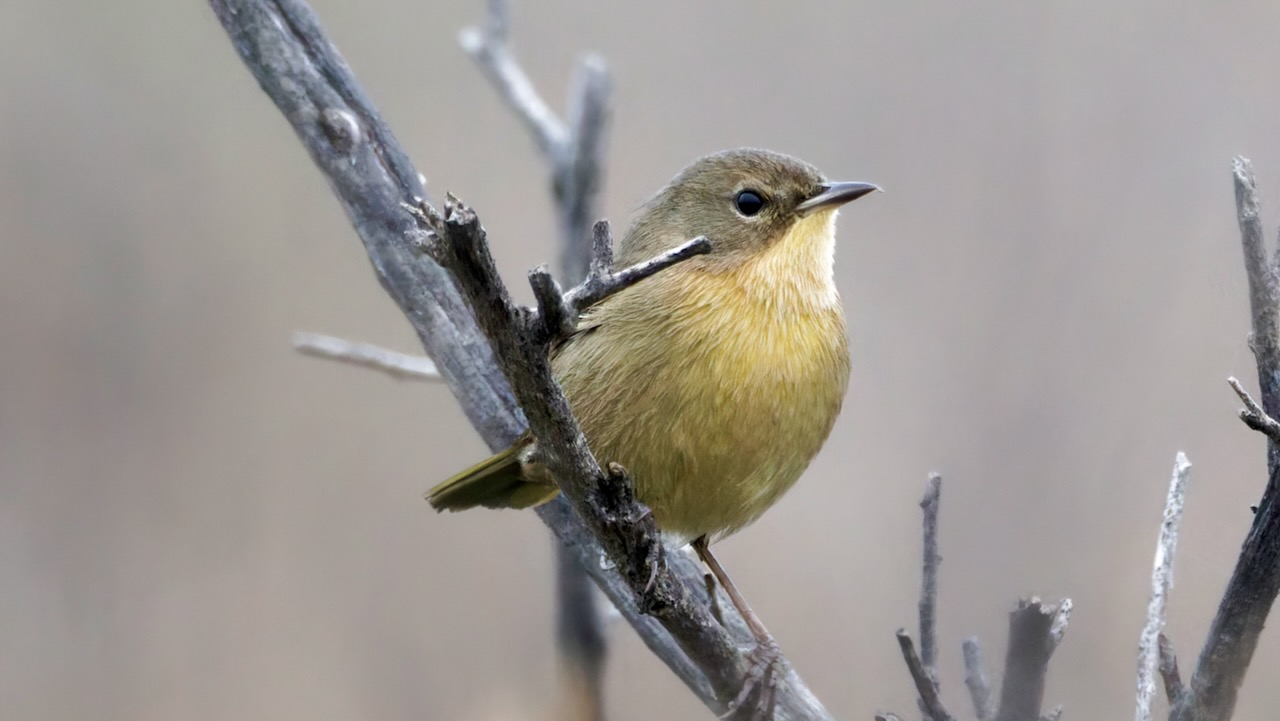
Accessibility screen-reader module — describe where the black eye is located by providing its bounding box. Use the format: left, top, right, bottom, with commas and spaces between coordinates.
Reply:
734, 190, 766, 216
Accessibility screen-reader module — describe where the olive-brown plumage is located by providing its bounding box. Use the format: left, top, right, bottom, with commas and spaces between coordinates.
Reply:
429, 148, 876, 544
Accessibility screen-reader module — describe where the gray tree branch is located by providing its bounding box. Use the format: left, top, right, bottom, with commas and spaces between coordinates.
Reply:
1170, 158, 1280, 721
963, 638, 995, 721
459, 3, 613, 715
1135, 453, 1191, 721
208, 1, 832, 717
292, 332, 440, 381
882, 476, 1069, 721
992, 598, 1071, 721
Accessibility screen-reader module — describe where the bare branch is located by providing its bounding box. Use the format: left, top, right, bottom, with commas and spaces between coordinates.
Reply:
892, 630, 956, 721
993, 598, 1071, 721
874, 714, 905, 721
555, 538, 607, 721
1159, 633, 1184, 706
292, 332, 439, 380
209, 1, 832, 718
556, 57, 611, 275
562, 223, 711, 312
919, 474, 942, 672
1135, 452, 1191, 721
1234, 157, 1280, 470
1172, 160, 1280, 721
1040, 705, 1063, 721
543, 47, 611, 720
458, 3, 566, 158
963, 637, 995, 721
1228, 376, 1280, 442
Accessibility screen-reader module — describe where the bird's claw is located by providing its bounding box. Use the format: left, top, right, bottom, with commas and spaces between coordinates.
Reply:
721, 639, 781, 721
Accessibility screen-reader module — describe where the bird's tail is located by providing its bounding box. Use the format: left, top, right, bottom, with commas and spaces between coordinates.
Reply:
427, 444, 560, 511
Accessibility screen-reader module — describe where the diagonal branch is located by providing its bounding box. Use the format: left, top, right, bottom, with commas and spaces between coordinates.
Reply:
292, 332, 440, 381
1135, 452, 1191, 721
894, 630, 956, 721
460, 5, 613, 715
1174, 158, 1280, 721
1228, 376, 1280, 443
207, 2, 833, 717
460, 0, 609, 273
457, 0, 565, 157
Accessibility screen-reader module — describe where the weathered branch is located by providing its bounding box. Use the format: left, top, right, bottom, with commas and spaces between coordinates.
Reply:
1234, 158, 1280, 469
963, 637, 995, 721
208, 2, 835, 717
292, 332, 440, 381
884, 474, 1069, 721
1172, 158, 1280, 721
457, 0, 565, 157
1228, 376, 1280, 443
919, 474, 941, 673
1159, 633, 1185, 708
894, 629, 957, 721
562, 222, 710, 313
459, 0, 609, 274
1135, 452, 1191, 721
469, 9, 616, 713
993, 598, 1071, 721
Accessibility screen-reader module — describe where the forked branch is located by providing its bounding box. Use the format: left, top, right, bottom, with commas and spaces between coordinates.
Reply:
1168, 159, 1280, 721
208, 1, 832, 717
882, 476, 1069, 721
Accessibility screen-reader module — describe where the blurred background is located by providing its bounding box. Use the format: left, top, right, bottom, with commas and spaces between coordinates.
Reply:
4, 1, 1280, 719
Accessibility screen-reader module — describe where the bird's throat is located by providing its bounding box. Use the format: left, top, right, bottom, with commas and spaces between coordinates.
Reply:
734, 209, 840, 315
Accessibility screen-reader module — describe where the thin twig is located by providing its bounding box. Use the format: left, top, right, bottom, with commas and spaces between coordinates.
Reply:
292, 332, 440, 380
917, 474, 942, 721
993, 598, 1071, 721
893, 630, 956, 721
1135, 452, 1191, 721
919, 474, 942, 672
209, 1, 831, 718
457, 7, 565, 156
1158, 633, 1184, 706
1228, 376, 1280, 443
963, 637, 995, 721
561, 222, 710, 313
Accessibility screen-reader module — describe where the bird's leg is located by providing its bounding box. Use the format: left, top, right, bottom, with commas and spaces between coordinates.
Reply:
693, 536, 780, 720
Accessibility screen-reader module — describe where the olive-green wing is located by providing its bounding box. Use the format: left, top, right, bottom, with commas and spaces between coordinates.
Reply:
427, 442, 558, 511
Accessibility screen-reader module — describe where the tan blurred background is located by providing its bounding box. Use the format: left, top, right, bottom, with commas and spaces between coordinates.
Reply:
4, 1, 1280, 719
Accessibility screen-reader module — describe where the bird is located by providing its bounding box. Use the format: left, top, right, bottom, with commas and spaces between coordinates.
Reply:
428, 147, 876, 685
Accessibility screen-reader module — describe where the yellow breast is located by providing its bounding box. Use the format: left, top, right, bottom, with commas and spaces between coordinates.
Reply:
554, 210, 851, 541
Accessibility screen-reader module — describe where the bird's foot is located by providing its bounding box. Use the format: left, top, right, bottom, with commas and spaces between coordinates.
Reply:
721, 639, 781, 721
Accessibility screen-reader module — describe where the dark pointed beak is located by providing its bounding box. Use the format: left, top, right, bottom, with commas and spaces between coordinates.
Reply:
795, 181, 881, 217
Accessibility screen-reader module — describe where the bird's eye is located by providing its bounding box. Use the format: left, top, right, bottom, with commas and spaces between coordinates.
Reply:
734, 190, 766, 217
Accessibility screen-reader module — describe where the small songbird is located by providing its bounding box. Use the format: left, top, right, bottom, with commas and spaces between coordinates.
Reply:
428, 148, 876, 652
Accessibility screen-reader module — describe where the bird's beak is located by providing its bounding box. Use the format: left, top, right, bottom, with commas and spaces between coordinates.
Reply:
795, 181, 881, 217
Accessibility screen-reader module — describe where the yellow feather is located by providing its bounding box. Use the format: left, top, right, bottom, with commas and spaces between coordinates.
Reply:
554, 209, 850, 542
